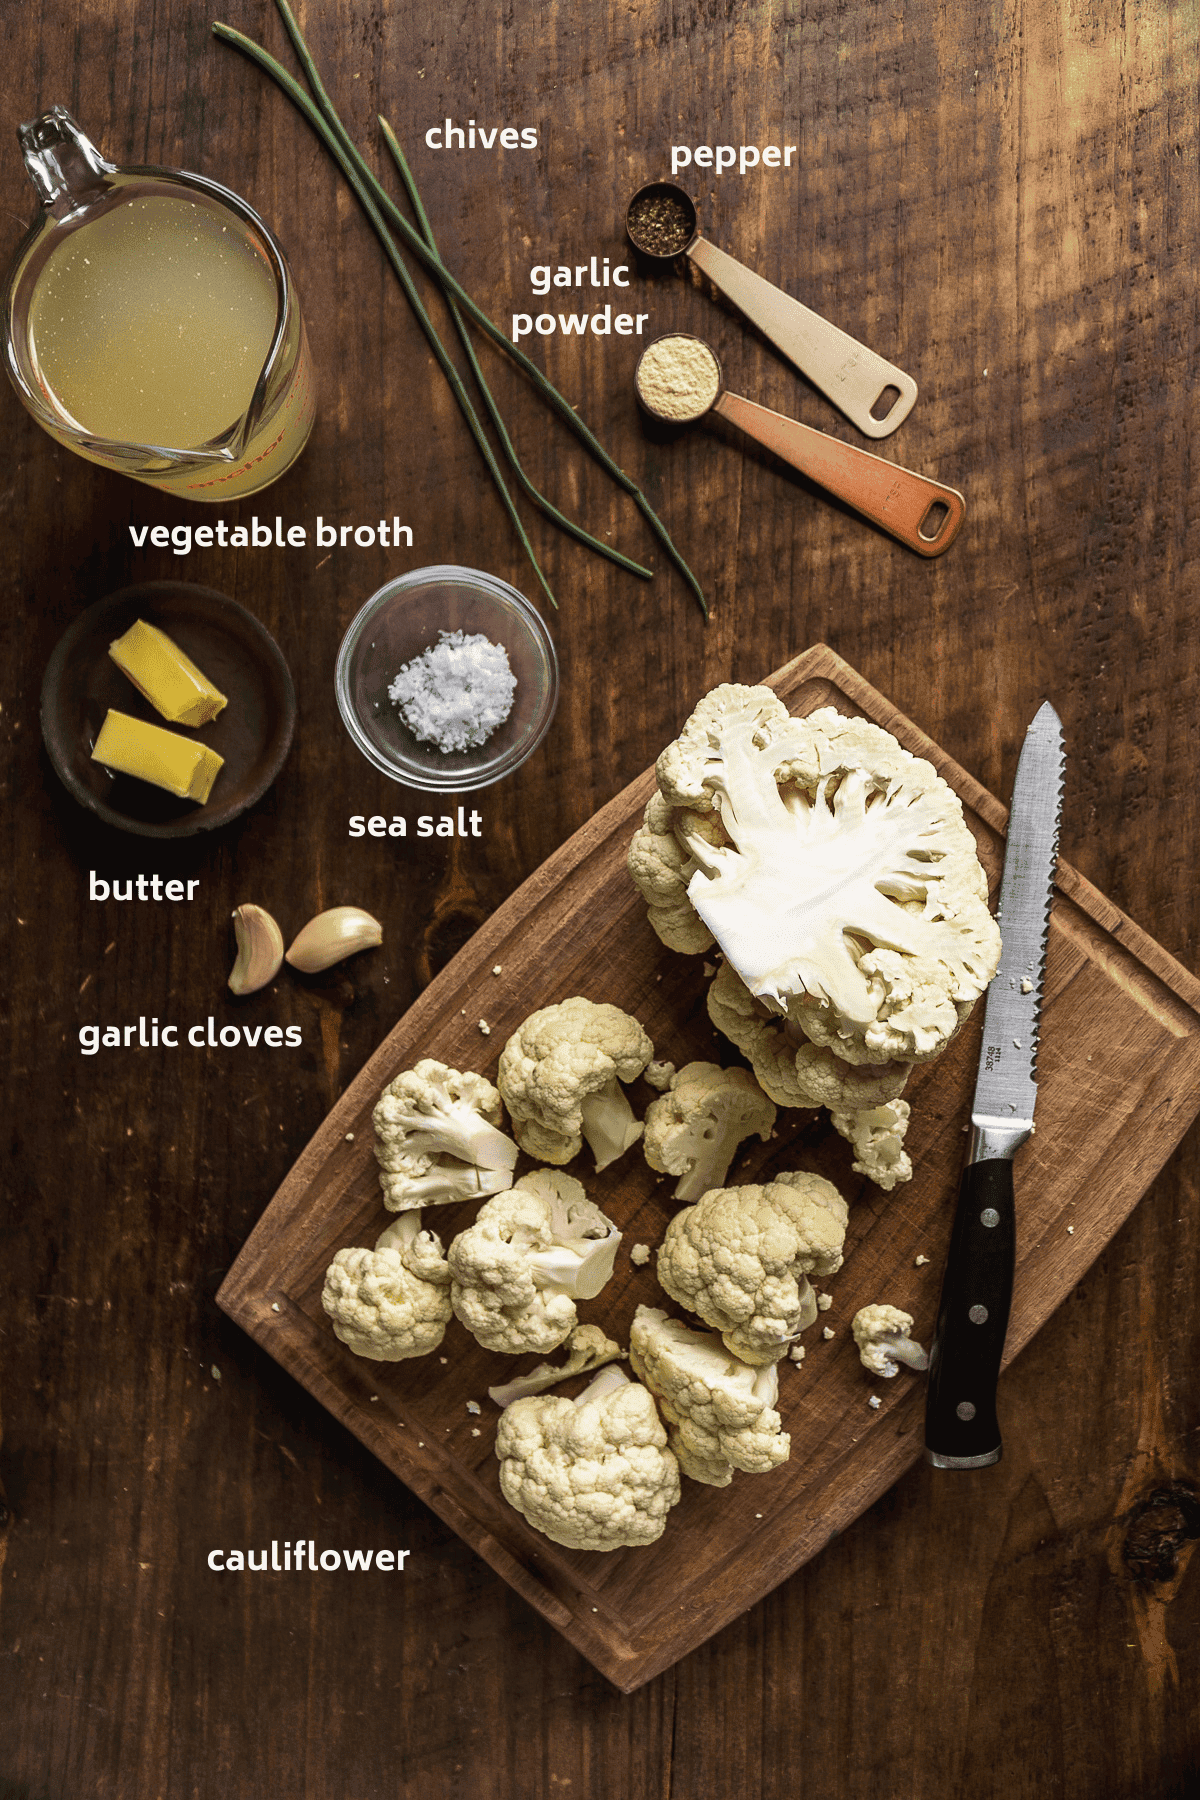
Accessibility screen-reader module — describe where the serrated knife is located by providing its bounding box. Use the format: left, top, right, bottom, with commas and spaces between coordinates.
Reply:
924, 702, 1064, 1469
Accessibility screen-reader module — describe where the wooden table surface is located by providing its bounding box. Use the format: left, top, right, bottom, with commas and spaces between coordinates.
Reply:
1, 2, 1197, 1795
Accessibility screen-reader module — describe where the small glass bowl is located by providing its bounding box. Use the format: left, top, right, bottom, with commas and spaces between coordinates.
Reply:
335, 566, 559, 793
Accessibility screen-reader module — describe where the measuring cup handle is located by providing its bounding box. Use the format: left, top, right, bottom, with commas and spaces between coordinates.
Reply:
689, 237, 918, 440
713, 390, 965, 557
18, 107, 114, 214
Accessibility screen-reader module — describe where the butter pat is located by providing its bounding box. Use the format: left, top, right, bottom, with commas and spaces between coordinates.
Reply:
108, 620, 227, 726
92, 709, 225, 803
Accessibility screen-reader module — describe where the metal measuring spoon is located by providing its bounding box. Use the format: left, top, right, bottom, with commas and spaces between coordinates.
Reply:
634, 334, 964, 557
626, 180, 918, 441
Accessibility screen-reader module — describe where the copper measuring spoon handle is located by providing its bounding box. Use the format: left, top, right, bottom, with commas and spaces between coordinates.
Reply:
689, 236, 918, 441
712, 389, 964, 557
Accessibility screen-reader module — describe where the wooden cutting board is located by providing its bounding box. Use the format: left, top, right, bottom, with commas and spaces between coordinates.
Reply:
217, 644, 1200, 1691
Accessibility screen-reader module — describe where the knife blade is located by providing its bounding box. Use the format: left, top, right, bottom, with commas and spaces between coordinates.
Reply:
924, 701, 1064, 1469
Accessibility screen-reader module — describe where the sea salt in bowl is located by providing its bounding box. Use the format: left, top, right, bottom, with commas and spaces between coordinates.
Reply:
335, 566, 559, 792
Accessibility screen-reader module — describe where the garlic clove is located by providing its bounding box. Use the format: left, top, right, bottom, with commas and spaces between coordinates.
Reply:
228, 904, 285, 995
286, 906, 383, 973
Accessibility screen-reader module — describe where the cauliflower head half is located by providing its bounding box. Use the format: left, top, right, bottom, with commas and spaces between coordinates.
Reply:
629, 686, 1001, 1067
656, 1171, 848, 1365
498, 997, 653, 1171
373, 1058, 519, 1211
448, 1169, 621, 1354
629, 1305, 790, 1487
642, 1060, 776, 1203
496, 1365, 681, 1550
322, 1212, 452, 1361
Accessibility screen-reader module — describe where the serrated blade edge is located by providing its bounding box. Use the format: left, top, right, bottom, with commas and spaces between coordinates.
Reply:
971, 702, 1064, 1128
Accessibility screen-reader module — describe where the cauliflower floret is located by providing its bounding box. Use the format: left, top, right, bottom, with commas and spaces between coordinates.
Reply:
496, 1365, 681, 1549
372, 1059, 519, 1211
487, 1325, 625, 1408
497, 997, 653, 1171
642, 1061, 776, 1202
708, 960, 912, 1110
656, 1172, 848, 1364
852, 1304, 930, 1377
627, 792, 719, 953
629, 1305, 789, 1487
321, 1212, 452, 1361
448, 1169, 621, 1353
631, 686, 1000, 1067
830, 1098, 913, 1191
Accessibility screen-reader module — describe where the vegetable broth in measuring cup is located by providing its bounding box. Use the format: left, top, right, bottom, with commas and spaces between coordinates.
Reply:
6, 110, 315, 500
30, 193, 279, 448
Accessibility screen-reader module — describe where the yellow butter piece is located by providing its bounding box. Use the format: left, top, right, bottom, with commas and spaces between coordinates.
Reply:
108, 619, 227, 726
91, 709, 225, 804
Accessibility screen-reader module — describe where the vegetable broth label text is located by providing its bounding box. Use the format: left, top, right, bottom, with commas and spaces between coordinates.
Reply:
128, 516, 414, 556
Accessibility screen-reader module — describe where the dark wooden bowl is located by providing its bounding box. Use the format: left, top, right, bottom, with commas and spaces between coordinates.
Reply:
40, 581, 296, 839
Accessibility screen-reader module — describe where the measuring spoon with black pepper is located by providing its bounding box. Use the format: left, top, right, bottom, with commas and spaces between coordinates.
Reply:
625, 180, 917, 441
634, 333, 963, 557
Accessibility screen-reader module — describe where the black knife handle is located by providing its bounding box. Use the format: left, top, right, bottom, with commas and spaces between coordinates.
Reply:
924, 1156, 1015, 1468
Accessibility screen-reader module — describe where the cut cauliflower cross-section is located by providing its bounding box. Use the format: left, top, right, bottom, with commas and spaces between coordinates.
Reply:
448, 1169, 621, 1354
629, 1305, 790, 1487
656, 1171, 848, 1365
498, 997, 653, 1171
643, 1061, 776, 1203
321, 1211, 452, 1361
632, 686, 1001, 1067
496, 1365, 681, 1550
372, 1059, 519, 1211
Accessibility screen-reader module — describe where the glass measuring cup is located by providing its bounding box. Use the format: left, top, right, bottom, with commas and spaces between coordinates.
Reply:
626, 180, 917, 441
4, 108, 315, 500
635, 333, 963, 557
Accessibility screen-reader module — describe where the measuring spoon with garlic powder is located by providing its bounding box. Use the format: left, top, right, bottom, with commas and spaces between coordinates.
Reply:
635, 334, 964, 557
625, 181, 918, 440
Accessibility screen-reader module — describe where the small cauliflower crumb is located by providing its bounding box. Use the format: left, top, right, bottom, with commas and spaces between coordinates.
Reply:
1067, 1225, 1075, 1235
789, 1344, 806, 1363
822, 1327, 835, 1341
915, 1254, 930, 1267
439, 1356, 448, 1365
1021, 977, 1033, 994
630, 1243, 652, 1266
643, 1059, 677, 1092
868, 1395, 882, 1410
471, 1427, 482, 1437
817, 1292, 833, 1312
369, 1394, 379, 1402
492, 964, 503, 975
211, 1365, 222, 1381
344, 1132, 355, 1141
389, 629, 517, 753
271, 1303, 282, 1313
478, 1020, 491, 1036
466, 1400, 482, 1414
